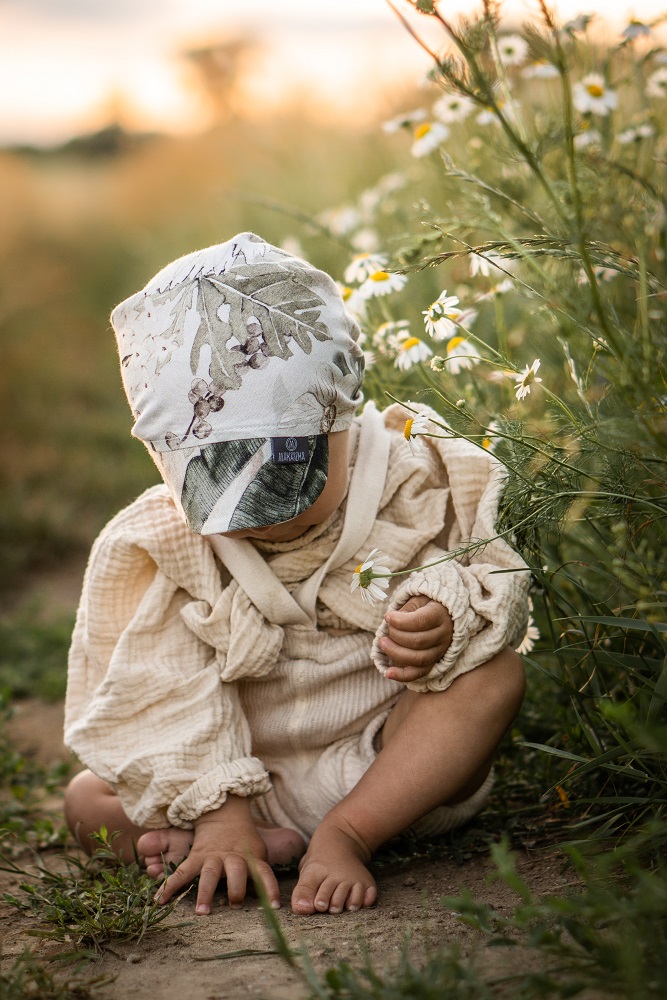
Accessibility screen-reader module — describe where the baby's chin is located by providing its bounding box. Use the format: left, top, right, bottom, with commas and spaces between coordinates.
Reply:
218, 520, 310, 542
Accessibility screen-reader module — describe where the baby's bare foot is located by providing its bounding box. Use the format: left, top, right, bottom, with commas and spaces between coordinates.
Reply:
137, 829, 193, 879
291, 817, 377, 915
137, 824, 305, 880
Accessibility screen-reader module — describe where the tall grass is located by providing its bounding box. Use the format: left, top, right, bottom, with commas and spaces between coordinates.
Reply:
285, 0, 667, 851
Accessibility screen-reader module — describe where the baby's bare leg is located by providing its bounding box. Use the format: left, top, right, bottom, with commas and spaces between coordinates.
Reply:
64, 770, 148, 861
64, 770, 305, 876
291, 646, 526, 915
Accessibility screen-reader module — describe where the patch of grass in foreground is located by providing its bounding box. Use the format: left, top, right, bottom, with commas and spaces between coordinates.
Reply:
0, 830, 184, 961
258, 831, 667, 1000
0, 949, 110, 999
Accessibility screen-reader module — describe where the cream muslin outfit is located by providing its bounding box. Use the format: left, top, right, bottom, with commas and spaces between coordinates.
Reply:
65, 403, 530, 841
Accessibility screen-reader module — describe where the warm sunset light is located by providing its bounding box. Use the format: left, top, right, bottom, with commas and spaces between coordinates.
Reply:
1, 0, 666, 146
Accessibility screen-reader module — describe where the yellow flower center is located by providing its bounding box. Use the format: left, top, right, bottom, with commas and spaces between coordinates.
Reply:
340, 285, 353, 301
354, 563, 363, 574
403, 418, 414, 441
414, 122, 431, 139
370, 270, 390, 282
482, 437, 492, 450
586, 83, 604, 98
447, 336, 465, 353
401, 337, 421, 351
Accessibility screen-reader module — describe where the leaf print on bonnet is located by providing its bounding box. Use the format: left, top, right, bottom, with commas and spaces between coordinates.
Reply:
110, 232, 365, 535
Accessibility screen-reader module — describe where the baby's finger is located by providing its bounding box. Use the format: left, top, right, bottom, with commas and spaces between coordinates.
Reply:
383, 622, 446, 651
194, 856, 225, 915
379, 634, 447, 669
156, 855, 199, 904
249, 858, 282, 909
385, 662, 432, 683
224, 853, 249, 909
385, 600, 445, 633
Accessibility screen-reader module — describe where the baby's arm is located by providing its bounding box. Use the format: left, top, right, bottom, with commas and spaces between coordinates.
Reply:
378, 595, 453, 683
156, 794, 279, 914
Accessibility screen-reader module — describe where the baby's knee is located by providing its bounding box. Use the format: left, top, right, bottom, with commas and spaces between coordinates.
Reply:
486, 646, 526, 718
63, 769, 113, 832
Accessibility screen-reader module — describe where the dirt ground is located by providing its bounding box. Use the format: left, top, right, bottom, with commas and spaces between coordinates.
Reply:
1, 562, 572, 998
2, 697, 574, 999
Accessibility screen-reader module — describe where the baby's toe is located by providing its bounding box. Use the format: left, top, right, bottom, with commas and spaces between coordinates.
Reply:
136, 830, 170, 858
328, 881, 355, 914
291, 865, 328, 914
145, 858, 167, 880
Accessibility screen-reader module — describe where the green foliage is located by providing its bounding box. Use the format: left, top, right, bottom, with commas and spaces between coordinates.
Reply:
0, 830, 182, 959
0, 693, 68, 847
260, 834, 667, 999
0, 610, 73, 701
444, 835, 667, 999
0, 948, 108, 1000
289, 0, 667, 850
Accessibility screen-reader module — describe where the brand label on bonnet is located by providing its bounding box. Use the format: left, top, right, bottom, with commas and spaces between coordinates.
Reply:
270, 437, 310, 464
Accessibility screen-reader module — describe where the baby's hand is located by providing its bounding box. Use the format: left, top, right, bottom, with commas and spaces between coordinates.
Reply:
155, 797, 279, 915
379, 594, 453, 683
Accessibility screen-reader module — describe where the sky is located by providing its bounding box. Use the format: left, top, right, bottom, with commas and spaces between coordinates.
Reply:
0, 0, 664, 146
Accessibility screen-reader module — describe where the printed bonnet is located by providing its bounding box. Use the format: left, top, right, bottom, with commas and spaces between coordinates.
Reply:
110, 232, 365, 533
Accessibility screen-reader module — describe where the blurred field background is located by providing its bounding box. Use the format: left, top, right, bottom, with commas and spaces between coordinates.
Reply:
2, 1, 667, 994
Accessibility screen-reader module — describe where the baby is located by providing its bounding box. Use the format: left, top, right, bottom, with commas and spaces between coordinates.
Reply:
63, 232, 529, 917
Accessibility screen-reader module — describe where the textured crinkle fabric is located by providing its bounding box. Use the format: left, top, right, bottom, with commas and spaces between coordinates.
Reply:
65, 402, 530, 835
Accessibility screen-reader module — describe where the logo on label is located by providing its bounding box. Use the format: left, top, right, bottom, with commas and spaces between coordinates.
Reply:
271, 436, 311, 465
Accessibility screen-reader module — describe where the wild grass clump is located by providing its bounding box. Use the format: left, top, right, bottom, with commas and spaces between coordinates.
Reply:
283, 0, 667, 852
0, 948, 109, 999
0, 830, 181, 959
0, 693, 68, 849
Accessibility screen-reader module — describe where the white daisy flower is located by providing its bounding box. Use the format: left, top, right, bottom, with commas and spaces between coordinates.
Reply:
497, 34, 529, 67
573, 73, 618, 116
351, 228, 380, 252
646, 68, 667, 99
336, 282, 366, 318
382, 108, 427, 134
443, 335, 480, 375
522, 60, 559, 80
574, 125, 602, 149
513, 359, 543, 400
374, 319, 410, 356
317, 205, 362, 236
411, 121, 450, 157
516, 611, 541, 655
470, 252, 515, 278
617, 123, 655, 144
562, 15, 593, 35
403, 411, 431, 453
344, 252, 388, 284
359, 269, 408, 299
394, 333, 433, 371
432, 93, 474, 123
476, 278, 515, 302
350, 548, 391, 605
422, 291, 462, 340
622, 20, 651, 41
481, 420, 501, 453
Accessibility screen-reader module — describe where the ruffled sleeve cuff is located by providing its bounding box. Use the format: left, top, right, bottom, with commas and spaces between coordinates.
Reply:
163, 757, 271, 829
371, 566, 481, 693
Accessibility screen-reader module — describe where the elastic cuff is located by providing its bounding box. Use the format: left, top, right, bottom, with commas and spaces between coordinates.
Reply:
371, 567, 477, 687
165, 757, 271, 828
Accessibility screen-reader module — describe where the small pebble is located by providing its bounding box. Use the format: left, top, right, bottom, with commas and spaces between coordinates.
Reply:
403, 876, 417, 887
126, 953, 142, 964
